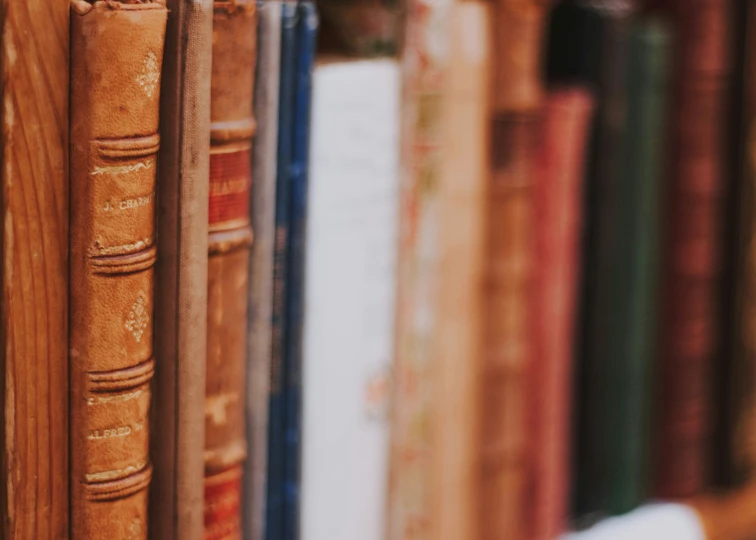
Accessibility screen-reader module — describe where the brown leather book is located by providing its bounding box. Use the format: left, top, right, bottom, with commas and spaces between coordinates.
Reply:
151, 1, 213, 539
655, 0, 732, 498
721, 0, 756, 488
204, 2, 257, 538
69, 1, 167, 537
1, 1, 69, 537
530, 87, 593, 540
480, 1, 550, 539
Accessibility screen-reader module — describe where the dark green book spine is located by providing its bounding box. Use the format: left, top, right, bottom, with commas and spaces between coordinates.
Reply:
602, 18, 670, 514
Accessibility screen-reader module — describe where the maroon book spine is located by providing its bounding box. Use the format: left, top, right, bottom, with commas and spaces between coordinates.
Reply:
529, 88, 593, 539
656, 0, 732, 497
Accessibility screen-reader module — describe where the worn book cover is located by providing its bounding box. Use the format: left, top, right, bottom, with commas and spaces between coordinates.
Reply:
204, 1, 257, 538
387, 1, 491, 539
245, 3, 282, 539
547, 0, 637, 521
531, 87, 593, 540
655, 0, 732, 499
152, 1, 212, 539
69, 1, 167, 537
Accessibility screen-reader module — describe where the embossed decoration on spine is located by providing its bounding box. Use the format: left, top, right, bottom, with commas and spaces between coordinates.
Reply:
69, 1, 167, 538
204, 2, 257, 539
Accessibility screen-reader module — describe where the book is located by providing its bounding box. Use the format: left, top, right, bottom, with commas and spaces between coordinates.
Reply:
245, 2, 282, 539
281, 4, 318, 539
69, 1, 167, 537
0, 0, 69, 537
530, 87, 593, 540
265, 3, 298, 538
601, 18, 669, 514
480, 1, 550, 538
151, 1, 212, 538
431, 5, 490, 537
385, 0, 453, 536
719, 0, 756, 488
204, 1, 257, 538
387, 2, 491, 539
300, 56, 400, 540
547, 0, 637, 520
655, 0, 732, 499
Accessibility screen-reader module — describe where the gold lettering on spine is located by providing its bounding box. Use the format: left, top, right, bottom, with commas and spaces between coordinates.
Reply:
102, 193, 155, 212
209, 176, 251, 196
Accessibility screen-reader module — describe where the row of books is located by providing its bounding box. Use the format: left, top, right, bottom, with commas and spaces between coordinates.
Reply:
7, 1, 756, 540
307, 0, 756, 540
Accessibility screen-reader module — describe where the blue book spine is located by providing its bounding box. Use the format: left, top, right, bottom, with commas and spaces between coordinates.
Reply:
282, 3, 318, 540
266, 3, 299, 540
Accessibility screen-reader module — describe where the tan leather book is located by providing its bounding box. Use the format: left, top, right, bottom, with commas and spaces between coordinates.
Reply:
480, 1, 550, 539
387, 2, 490, 539
69, 1, 167, 538
1, 1, 69, 537
151, 1, 212, 539
431, 5, 491, 539
204, 2, 257, 538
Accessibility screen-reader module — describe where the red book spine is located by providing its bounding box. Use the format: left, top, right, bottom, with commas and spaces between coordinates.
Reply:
529, 88, 593, 540
656, 0, 731, 497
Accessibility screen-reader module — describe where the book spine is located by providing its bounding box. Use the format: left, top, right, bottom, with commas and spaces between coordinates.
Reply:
246, 3, 282, 539
151, 1, 212, 538
545, 0, 636, 520
430, 5, 491, 539
530, 88, 593, 540
603, 19, 669, 514
301, 57, 401, 540
282, 4, 318, 539
481, 1, 549, 539
265, 3, 298, 539
1, 1, 69, 537
69, 2, 167, 537
204, 2, 257, 538
656, 0, 731, 498
386, 0, 452, 537
720, 0, 755, 487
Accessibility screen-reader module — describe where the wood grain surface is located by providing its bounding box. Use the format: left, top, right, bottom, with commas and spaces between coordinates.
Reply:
0, 0, 69, 538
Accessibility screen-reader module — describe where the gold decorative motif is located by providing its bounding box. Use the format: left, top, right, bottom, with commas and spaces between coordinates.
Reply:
85, 460, 147, 483
91, 160, 153, 176
136, 51, 160, 98
125, 295, 149, 342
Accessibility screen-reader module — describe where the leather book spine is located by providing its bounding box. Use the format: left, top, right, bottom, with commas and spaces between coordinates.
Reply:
282, 5, 318, 539
386, 0, 452, 537
69, 1, 167, 538
546, 0, 636, 521
481, 1, 549, 539
430, 5, 491, 538
720, 0, 756, 488
656, 0, 732, 499
204, 2, 257, 539
1, 1, 69, 537
603, 19, 669, 514
530, 87, 593, 540
265, 4, 298, 538
245, 3, 282, 539
151, 0, 213, 539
